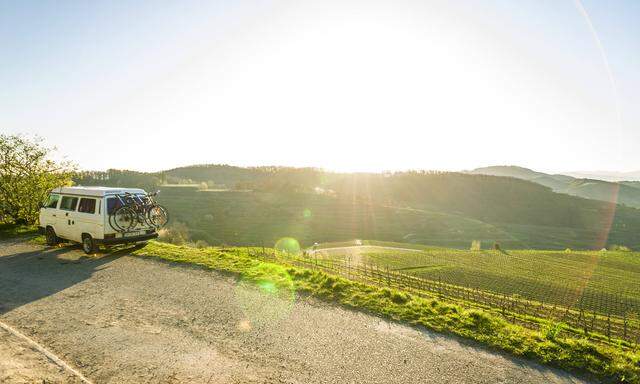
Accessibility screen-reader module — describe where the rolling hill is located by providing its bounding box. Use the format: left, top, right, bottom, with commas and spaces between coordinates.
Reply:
565, 170, 640, 182
470, 165, 640, 208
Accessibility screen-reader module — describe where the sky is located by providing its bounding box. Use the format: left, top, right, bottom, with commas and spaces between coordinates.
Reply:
1, 0, 639, 173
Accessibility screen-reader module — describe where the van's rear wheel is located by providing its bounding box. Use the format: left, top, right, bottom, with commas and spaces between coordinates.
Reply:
82, 235, 97, 254
45, 227, 59, 246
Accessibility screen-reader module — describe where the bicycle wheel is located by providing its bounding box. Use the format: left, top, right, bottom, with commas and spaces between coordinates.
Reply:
146, 204, 169, 228
108, 210, 122, 232
130, 204, 147, 229
112, 206, 136, 232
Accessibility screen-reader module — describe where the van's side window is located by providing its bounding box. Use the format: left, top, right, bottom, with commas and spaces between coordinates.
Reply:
106, 197, 123, 215
59, 196, 78, 211
45, 194, 60, 209
78, 198, 96, 214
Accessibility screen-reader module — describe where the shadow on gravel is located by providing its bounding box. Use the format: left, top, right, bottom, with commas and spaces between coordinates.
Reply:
0, 244, 128, 315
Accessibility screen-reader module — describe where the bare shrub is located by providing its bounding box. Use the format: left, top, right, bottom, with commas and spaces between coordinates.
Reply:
195, 239, 209, 248
158, 221, 190, 245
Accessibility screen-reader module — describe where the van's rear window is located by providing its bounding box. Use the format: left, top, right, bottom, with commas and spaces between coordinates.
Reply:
78, 198, 96, 214
107, 197, 123, 215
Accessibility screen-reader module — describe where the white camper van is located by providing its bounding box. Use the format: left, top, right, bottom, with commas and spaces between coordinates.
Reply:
39, 186, 160, 254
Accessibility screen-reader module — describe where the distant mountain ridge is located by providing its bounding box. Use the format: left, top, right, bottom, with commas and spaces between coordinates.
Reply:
469, 166, 640, 208
565, 170, 640, 182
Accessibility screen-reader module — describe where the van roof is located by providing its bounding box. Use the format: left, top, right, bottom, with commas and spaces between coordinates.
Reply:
51, 186, 147, 197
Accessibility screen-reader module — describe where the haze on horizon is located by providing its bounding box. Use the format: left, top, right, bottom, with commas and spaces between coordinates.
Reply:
1, 0, 639, 174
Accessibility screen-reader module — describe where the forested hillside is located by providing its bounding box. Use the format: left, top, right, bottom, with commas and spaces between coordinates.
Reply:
74, 165, 640, 249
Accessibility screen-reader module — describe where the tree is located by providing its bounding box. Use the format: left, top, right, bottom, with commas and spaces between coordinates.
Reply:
0, 135, 76, 224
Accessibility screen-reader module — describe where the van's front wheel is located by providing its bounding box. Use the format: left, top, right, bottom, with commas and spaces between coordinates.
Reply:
82, 235, 97, 254
45, 227, 59, 246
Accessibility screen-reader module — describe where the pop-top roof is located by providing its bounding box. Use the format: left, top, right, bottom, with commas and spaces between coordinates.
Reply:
50, 186, 147, 197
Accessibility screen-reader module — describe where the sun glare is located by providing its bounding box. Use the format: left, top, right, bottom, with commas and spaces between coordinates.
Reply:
5, 1, 627, 173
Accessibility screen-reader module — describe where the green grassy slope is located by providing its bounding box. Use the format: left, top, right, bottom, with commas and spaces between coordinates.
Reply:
0, 224, 38, 239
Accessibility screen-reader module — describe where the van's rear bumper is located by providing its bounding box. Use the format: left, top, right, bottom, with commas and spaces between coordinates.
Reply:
96, 232, 158, 245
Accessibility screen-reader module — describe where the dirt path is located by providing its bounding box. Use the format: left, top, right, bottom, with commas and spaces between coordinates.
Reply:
0, 239, 595, 383
310, 245, 423, 266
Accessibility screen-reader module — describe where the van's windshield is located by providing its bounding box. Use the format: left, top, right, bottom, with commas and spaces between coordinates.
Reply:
44, 194, 59, 209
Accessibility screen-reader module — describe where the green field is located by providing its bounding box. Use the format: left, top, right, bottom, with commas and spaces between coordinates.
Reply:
313, 242, 640, 317
157, 186, 514, 248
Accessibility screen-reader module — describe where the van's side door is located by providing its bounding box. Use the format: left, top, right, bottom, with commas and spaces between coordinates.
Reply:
76, 197, 102, 240
57, 195, 79, 240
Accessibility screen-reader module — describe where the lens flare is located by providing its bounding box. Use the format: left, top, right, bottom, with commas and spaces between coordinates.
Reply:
234, 263, 296, 327
274, 237, 301, 255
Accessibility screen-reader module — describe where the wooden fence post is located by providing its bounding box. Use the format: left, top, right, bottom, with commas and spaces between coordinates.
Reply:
579, 308, 587, 334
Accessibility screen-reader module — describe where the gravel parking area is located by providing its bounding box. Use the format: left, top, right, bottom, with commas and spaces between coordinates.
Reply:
0, 239, 594, 383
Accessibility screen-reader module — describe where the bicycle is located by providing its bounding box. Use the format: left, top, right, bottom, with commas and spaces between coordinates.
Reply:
143, 191, 169, 228
109, 191, 169, 232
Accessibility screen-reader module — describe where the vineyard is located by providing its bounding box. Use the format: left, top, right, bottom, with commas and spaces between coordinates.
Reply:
297, 241, 640, 344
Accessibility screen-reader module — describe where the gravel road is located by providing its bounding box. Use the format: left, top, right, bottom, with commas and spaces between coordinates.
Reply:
0, 239, 594, 383
0, 325, 83, 384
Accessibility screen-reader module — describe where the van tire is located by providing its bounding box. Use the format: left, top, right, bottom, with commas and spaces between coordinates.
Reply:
82, 234, 97, 254
45, 227, 59, 246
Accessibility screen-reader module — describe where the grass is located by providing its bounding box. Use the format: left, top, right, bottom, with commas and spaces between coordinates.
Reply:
314, 243, 640, 317
0, 223, 38, 239
131, 241, 640, 383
